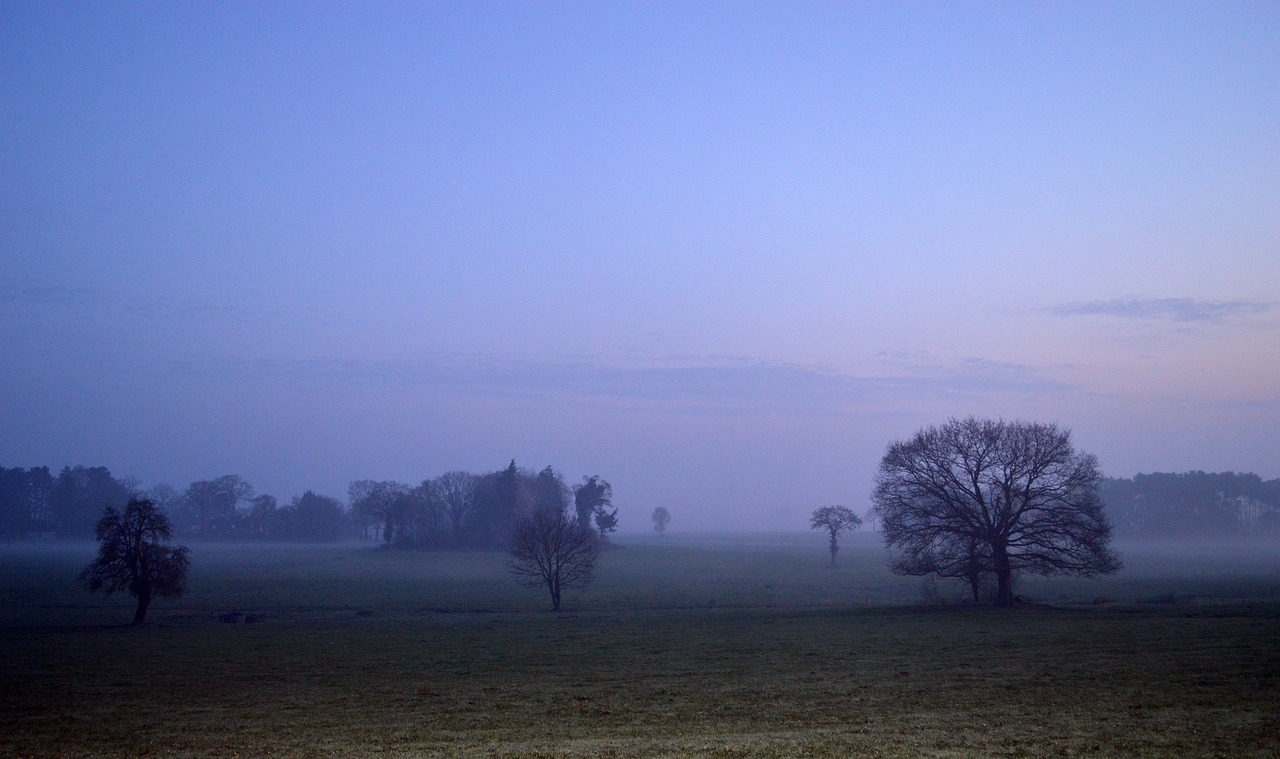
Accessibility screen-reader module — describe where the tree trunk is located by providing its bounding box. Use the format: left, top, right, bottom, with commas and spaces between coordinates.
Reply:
993, 543, 1014, 607
549, 577, 561, 611
828, 534, 838, 567
133, 586, 152, 625
966, 539, 982, 602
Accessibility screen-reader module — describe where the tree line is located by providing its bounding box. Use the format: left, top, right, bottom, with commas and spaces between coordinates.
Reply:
1101, 471, 1280, 540
0, 461, 615, 549
346, 462, 615, 549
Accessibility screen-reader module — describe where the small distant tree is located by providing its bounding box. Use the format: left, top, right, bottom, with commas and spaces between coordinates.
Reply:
810, 505, 862, 566
508, 505, 599, 611
79, 498, 191, 624
652, 506, 671, 534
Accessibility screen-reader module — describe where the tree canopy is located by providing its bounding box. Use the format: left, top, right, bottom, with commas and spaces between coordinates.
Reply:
809, 505, 861, 566
79, 498, 190, 624
574, 475, 616, 539
872, 417, 1120, 606
508, 503, 599, 611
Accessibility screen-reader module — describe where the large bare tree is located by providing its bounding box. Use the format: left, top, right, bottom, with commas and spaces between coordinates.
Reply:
508, 505, 599, 611
872, 417, 1120, 606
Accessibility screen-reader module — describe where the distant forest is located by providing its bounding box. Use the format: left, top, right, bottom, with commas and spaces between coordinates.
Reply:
1102, 472, 1280, 540
3, 464, 1278, 543
0, 461, 616, 548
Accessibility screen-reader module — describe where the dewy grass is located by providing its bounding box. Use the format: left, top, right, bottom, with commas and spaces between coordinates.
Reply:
1, 538, 1278, 757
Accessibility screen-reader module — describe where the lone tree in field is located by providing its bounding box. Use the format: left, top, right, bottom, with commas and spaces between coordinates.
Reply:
79, 498, 191, 624
651, 506, 671, 534
872, 417, 1120, 606
509, 504, 599, 611
810, 505, 862, 566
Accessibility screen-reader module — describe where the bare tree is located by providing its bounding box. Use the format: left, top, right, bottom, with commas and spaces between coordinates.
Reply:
508, 506, 599, 611
434, 470, 476, 541
652, 506, 671, 534
180, 474, 253, 538
79, 498, 190, 624
348, 480, 407, 543
246, 494, 278, 539
809, 505, 862, 566
872, 417, 1120, 606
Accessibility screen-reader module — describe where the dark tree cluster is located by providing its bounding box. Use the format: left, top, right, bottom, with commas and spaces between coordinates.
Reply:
872, 417, 1121, 606
350, 461, 617, 551
1, 465, 128, 539
1102, 471, 1280, 540
151, 475, 353, 543
2, 461, 614, 549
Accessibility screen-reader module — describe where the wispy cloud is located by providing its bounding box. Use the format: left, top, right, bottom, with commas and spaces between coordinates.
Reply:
0, 284, 97, 308
0, 282, 279, 325
1047, 297, 1272, 323
165, 351, 1077, 417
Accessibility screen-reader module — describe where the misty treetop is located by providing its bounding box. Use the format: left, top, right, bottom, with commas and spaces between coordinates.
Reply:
651, 506, 671, 534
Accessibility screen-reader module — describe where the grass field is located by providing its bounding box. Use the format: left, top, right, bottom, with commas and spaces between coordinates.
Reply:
2, 534, 1278, 757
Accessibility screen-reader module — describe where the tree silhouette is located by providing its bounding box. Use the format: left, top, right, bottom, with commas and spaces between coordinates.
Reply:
809, 505, 862, 566
508, 505, 599, 611
80, 498, 191, 624
574, 475, 617, 539
873, 417, 1120, 606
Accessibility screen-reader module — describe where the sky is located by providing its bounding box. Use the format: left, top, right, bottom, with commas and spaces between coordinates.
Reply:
2, 2, 1278, 531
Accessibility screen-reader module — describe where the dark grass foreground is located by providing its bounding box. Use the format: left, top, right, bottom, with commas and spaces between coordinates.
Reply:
3, 603, 1278, 757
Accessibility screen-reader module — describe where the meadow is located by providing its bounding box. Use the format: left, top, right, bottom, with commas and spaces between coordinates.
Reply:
1, 533, 1278, 757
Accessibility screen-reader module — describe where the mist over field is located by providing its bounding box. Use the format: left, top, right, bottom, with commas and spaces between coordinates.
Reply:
4, 533, 1279, 756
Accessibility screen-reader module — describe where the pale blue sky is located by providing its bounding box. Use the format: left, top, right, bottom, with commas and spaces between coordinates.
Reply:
3, 2, 1277, 530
